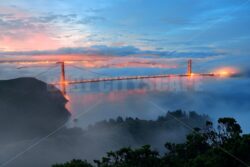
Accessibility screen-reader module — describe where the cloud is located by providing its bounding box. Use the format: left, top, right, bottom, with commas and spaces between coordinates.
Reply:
1, 0, 250, 54
0, 7, 109, 51
30, 14, 78, 23
0, 17, 34, 31
0, 45, 223, 59
77, 16, 106, 24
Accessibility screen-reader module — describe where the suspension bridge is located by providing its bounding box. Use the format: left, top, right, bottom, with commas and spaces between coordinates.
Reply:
51, 59, 215, 94
0, 59, 216, 94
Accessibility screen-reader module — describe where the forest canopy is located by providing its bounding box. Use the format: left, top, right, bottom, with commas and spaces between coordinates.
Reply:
52, 117, 250, 167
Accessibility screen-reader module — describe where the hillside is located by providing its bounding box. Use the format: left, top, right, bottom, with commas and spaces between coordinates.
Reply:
0, 77, 70, 143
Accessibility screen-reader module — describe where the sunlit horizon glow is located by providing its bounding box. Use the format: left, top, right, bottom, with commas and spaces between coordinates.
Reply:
213, 67, 240, 77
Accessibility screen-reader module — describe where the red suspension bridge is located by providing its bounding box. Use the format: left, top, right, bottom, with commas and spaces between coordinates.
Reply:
0, 59, 218, 95
53, 59, 215, 94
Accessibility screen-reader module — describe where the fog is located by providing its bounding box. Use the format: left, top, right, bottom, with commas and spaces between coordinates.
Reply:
65, 76, 250, 132
0, 62, 250, 167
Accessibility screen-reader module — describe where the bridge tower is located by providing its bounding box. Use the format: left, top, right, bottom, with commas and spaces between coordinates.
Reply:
60, 61, 66, 83
57, 61, 66, 94
187, 59, 192, 76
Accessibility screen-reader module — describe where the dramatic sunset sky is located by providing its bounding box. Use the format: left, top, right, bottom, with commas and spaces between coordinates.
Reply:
0, 1, 249, 52
0, 0, 250, 71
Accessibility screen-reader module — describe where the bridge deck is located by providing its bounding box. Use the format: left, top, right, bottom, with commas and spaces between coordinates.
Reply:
52, 73, 215, 85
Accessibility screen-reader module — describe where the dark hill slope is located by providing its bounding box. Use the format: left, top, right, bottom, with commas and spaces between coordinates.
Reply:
0, 77, 70, 143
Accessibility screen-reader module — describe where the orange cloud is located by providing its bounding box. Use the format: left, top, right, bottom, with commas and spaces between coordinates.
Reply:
0, 33, 61, 51
0, 6, 63, 52
1, 54, 178, 69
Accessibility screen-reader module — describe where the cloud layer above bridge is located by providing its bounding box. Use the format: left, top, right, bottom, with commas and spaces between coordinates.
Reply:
0, 0, 250, 70
0, 0, 250, 53
0, 45, 223, 58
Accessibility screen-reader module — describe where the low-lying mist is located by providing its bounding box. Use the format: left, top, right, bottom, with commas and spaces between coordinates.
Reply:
0, 77, 211, 167
0, 111, 208, 167
1, 61, 250, 167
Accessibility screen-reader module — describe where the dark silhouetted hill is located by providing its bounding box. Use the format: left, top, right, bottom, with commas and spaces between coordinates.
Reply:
0, 77, 70, 143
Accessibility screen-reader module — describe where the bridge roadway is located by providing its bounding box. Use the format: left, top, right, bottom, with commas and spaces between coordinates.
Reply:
53, 73, 215, 85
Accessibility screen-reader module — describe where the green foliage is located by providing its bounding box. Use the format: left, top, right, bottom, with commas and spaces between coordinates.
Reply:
218, 118, 242, 141
52, 117, 250, 167
163, 117, 250, 167
94, 145, 162, 167
83, 110, 209, 150
52, 159, 93, 167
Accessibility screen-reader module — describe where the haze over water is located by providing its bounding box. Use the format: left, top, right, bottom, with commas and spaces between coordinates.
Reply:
1, 61, 250, 133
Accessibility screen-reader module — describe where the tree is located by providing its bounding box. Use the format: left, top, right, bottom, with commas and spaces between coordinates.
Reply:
52, 159, 93, 167
217, 118, 242, 143
94, 145, 163, 167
